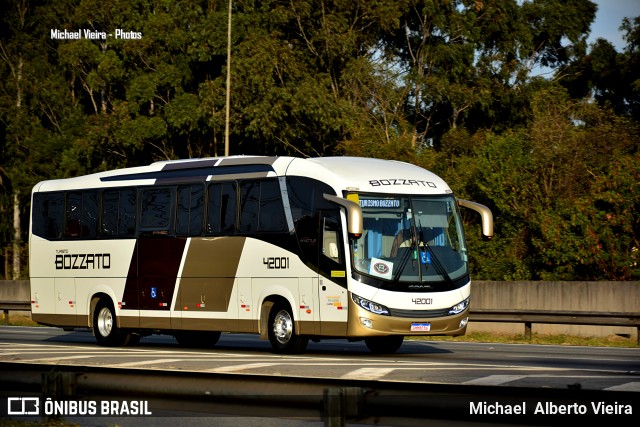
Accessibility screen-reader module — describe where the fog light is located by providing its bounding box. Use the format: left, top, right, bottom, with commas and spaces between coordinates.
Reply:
459, 317, 468, 328
360, 317, 373, 328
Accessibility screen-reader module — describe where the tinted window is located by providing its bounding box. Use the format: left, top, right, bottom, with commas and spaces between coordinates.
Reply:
286, 176, 336, 222
206, 182, 237, 234
65, 192, 82, 238
82, 191, 99, 237
239, 182, 260, 232
119, 189, 137, 236
32, 192, 64, 239
286, 177, 337, 263
102, 188, 137, 237
238, 180, 287, 233
176, 184, 205, 236
258, 180, 286, 231
64, 191, 98, 238
140, 188, 173, 230
102, 190, 119, 236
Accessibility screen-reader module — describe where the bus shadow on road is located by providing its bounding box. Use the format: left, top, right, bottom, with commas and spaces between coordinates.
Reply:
44, 330, 453, 356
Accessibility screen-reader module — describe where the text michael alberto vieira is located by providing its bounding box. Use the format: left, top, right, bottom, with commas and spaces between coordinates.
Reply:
51, 28, 142, 40
470, 400, 633, 416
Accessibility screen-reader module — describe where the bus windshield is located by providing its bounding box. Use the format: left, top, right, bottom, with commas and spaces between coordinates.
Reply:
352, 194, 468, 285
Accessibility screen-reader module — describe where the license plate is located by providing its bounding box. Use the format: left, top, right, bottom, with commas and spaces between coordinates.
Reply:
411, 323, 431, 332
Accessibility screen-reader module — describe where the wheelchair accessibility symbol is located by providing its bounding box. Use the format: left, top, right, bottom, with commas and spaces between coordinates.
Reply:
150, 287, 157, 299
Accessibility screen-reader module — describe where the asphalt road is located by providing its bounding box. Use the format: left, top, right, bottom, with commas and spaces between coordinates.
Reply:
0, 325, 638, 392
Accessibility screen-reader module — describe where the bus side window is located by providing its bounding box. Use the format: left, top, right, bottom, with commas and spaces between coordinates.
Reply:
65, 191, 98, 239
140, 187, 173, 232
101, 190, 119, 236
238, 179, 287, 233
177, 184, 205, 236
101, 189, 136, 237
81, 191, 98, 238
239, 181, 260, 232
119, 188, 137, 236
207, 182, 237, 235
258, 180, 287, 231
65, 192, 82, 238
33, 192, 64, 240
207, 183, 222, 234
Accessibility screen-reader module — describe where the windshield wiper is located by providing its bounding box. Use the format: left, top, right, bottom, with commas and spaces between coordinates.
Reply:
392, 227, 415, 283
417, 220, 454, 287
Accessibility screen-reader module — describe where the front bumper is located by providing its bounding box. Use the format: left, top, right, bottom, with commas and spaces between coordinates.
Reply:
347, 296, 468, 337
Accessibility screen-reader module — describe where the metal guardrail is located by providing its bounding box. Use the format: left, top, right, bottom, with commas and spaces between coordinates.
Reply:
0, 301, 30, 311
0, 301, 31, 325
0, 362, 635, 426
469, 309, 640, 345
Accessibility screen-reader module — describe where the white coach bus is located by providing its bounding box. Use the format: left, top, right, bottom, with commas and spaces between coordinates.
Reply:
29, 156, 493, 354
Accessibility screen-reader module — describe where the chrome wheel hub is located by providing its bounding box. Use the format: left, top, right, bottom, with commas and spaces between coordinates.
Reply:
273, 310, 293, 344
97, 307, 113, 337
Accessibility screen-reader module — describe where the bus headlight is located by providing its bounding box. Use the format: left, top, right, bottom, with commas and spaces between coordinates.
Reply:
352, 294, 390, 316
449, 297, 470, 315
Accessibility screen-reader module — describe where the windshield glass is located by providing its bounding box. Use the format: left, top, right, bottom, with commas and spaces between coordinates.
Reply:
352, 194, 468, 284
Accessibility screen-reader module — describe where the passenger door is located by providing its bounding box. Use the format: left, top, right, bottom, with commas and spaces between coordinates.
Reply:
317, 210, 348, 336
135, 187, 182, 330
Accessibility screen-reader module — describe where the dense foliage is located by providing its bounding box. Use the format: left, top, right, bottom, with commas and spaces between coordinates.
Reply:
1, 0, 638, 280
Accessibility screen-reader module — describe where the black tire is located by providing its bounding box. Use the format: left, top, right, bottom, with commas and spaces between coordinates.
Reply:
364, 335, 404, 354
93, 299, 134, 347
175, 331, 221, 348
268, 302, 308, 354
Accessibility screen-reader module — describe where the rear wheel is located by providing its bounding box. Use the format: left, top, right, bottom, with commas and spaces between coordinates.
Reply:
364, 335, 404, 354
93, 299, 135, 346
268, 303, 308, 354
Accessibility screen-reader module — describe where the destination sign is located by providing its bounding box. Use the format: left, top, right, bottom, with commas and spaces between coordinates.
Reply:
360, 199, 400, 208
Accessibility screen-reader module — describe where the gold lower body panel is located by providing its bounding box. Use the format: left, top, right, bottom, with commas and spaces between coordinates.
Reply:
32, 313, 85, 328
346, 297, 468, 337
33, 313, 348, 339
32, 302, 463, 340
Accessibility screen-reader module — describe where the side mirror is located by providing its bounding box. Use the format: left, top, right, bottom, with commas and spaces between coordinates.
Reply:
458, 199, 494, 241
323, 194, 363, 239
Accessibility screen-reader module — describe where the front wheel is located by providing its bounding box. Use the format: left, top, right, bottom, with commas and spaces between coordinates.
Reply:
268, 303, 308, 354
93, 299, 135, 347
364, 335, 404, 354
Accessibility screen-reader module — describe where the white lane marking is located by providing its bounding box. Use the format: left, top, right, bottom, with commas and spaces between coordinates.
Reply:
511, 355, 640, 363
23, 355, 96, 363
463, 375, 526, 385
105, 358, 184, 368
604, 382, 640, 392
207, 363, 279, 373
0, 329, 55, 335
0, 348, 578, 372
340, 367, 395, 380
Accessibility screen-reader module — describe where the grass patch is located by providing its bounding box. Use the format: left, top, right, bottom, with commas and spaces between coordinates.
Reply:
409, 331, 638, 348
1, 313, 39, 327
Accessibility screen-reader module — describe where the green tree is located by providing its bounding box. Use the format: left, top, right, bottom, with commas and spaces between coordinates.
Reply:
0, 0, 79, 278
471, 87, 639, 280
378, 0, 597, 150
0, 0, 636, 283
560, 16, 640, 121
